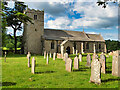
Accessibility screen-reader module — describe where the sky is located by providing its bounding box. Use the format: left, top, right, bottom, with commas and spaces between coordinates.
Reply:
6, 0, 119, 40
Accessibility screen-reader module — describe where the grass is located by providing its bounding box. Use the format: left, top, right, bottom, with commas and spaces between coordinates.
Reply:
2, 53, 120, 88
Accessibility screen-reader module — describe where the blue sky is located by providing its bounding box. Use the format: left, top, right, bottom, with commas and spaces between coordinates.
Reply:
7, 0, 119, 40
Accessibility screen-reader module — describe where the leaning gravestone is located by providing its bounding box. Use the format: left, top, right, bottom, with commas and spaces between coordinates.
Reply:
64, 53, 68, 64
27, 52, 31, 68
79, 54, 82, 62
46, 53, 49, 64
66, 58, 72, 72
89, 57, 101, 84
50, 52, 51, 58
53, 52, 56, 60
86, 54, 91, 67
31, 57, 36, 74
112, 50, 120, 77
44, 51, 46, 59
4, 51, 7, 62
100, 53, 106, 74
74, 56, 79, 69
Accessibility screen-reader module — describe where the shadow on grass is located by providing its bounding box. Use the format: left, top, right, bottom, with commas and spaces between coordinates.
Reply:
35, 71, 55, 74
102, 78, 120, 83
73, 69, 87, 72
2, 82, 16, 86
106, 70, 112, 74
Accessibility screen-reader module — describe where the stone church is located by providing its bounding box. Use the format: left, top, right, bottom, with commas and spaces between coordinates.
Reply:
22, 8, 106, 55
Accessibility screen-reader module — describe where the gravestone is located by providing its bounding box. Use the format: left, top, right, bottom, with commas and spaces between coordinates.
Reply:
53, 52, 56, 60
27, 52, 31, 67
100, 53, 106, 74
44, 51, 46, 59
79, 54, 82, 62
64, 53, 68, 64
4, 51, 7, 62
112, 50, 120, 77
86, 54, 91, 67
89, 57, 101, 84
46, 53, 49, 64
31, 57, 36, 74
50, 52, 51, 58
76, 50, 78, 55
92, 53, 98, 61
66, 58, 72, 72
74, 56, 79, 69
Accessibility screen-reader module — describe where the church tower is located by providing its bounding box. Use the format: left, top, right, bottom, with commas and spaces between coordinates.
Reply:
22, 8, 44, 54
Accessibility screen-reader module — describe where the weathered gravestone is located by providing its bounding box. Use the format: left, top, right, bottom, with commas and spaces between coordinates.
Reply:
100, 53, 106, 74
79, 54, 82, 62
76, 50, 78, 55
50, 52, 51, 58
66, 58, 72, 72
46, 53, 49, 64
92, 53, 98, 61
4, 51, 7, 62
64, 53, 68, 64
27, 52, 31, 67
53, 52, 56, 60
31, 57, 36, 74
112, 50, 120, 77
86, 54, 91, 67
44, 51, 46, 59
89, 57, 101, 84
74, 56, 79, 69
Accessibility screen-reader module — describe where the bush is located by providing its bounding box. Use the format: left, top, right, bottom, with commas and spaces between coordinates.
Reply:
6, 43, 14, 50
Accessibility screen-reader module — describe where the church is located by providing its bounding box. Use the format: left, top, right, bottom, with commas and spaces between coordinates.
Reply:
22, 8, 106, 55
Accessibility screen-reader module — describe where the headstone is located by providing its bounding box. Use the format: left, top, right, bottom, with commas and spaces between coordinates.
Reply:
92, 53, 98, 61
53, 52, 56, 60
31, 57, 35, 74
46, 53, 49, 64
66, 58, 72, 72
89, 57, 101, 84
86, 54, 91, 67
4, 51, 7, 62
79, 54, 82, 62
44, 51, 46, 59
50, 52, 51, 58
112, 50, 120, 77
64, 53, 68, 64
27, 52, 31, 67
100, 53, 106, 74
74, 56, 79, 69
76, 50, 78, 55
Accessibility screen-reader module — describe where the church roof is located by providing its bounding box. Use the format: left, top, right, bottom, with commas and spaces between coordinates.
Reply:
43, 29, 105, 42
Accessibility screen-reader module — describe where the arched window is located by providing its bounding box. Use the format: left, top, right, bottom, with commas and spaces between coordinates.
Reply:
51, 41, 54, 49
99, 44, 101, 49
86, 43, 89, 49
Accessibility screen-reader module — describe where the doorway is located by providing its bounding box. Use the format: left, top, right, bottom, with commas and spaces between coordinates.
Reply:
66, 46, 70, 54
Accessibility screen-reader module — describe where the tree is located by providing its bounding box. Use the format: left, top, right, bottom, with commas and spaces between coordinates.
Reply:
3, 1, 33, 53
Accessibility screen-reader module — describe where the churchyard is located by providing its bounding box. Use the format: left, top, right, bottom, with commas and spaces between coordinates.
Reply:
2, 52, 120, 88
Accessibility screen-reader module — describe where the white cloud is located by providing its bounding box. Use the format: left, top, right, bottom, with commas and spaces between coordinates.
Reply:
102, 33, 118, 40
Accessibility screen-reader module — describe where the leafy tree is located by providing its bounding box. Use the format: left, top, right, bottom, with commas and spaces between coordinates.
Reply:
2, 1, 33, 53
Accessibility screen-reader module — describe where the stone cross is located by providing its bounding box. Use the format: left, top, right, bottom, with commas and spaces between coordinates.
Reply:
53, 52, 56, 60
74, 56, 79, 69
4, 51, 7, 62
64, 53, 68, 64
89, 57, 101, 84
44, 51, 46, 59
100, 53, 106, 74
46, 53, 49, 64
76, 50, 78, 55
50, 52, 51, 58
66, 58, 72, 72
31, 57, 36, 74
86, 54, 91, 67
27, 52, 31, 68
112, 50, 120, 77
79, 54, 82, 62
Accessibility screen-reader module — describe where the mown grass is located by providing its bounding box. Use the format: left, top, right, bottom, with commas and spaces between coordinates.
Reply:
2, 53, 120, 88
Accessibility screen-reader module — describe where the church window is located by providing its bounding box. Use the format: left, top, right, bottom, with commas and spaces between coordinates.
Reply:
99, 44, 101, 49
86, 43, 89, 49
34, 15, 37, 20
51, 41, 54, 49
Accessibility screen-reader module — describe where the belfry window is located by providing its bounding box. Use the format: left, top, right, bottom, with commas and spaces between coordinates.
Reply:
51, 41, 54, 49
34, 15, 37, 20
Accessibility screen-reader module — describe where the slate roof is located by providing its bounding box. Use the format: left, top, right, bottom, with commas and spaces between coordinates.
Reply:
43, 29, 105, 42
